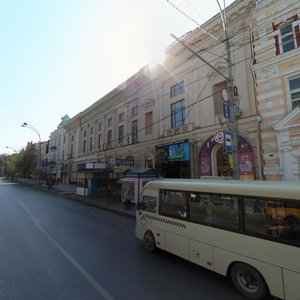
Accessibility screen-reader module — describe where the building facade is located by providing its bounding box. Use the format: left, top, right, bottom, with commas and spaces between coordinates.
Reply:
61, 0, 264, 195
48, 115, 70, 183
252, 0, 300, 181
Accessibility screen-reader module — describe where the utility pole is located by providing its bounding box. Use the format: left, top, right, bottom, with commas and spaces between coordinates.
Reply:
224, 33, 239, 179
218, 0, 239, 179
171, 1, 239, 179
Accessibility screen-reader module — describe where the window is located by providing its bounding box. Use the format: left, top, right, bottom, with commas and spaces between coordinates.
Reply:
189, 193, 239, 229
70, 144, 74, 158
108, 118, 112, 127
99, 122, 103, 131
145, 111, 153, 135
281, 24, 296, 53
242, 197, 300, 244
119, 113, 125, 122
170, 81, 184, 97
132, 106, 138, 116
89, 137, 93, 151
159, 190, 239, 227
171, 99, 185, 128
98, 133, 102, 149
90, 127, 94, 135
107, 130, 112, 146
274, 16, 300, 55
132, 120, 138, 143
119, 125, 124, 144
160, 190, 187, 219
213, 81, 227, 116
289, 76, 300, 110
83, 130, 87, 138
77, 178, 87, 188
141, 195, 157, 213
83, 139, 86, 153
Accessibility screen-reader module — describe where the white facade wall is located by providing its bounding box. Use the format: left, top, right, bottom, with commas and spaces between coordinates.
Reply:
63, 0, 262, 184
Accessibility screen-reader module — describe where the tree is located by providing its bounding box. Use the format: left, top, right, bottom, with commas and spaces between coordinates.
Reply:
2, 147, 37, 179
15, 148, 37, 178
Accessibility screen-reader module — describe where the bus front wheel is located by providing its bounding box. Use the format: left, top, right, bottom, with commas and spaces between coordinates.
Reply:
230, 263, 269, 300
143, 231, 156, 252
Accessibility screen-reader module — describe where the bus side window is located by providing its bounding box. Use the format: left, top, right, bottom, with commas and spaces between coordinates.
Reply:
244, 197, 300, 244
189, 193, 239, 229
244, 198, 271, 234
189, 193, 207, 222
159, 190, 187, 219
141, 195, 157, 213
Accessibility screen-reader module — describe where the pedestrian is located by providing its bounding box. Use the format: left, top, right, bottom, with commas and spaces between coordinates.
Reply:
47, 176, 53, 190
124, 187, 131, 210
105, 185, 112, 203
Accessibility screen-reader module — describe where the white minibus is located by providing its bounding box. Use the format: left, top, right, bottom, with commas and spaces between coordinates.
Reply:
135, 179, 300, 300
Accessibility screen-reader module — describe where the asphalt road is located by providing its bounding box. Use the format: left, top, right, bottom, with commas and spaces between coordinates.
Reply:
0, 179, 247, 300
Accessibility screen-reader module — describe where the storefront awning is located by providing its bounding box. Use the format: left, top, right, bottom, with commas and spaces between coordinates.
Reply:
122, 168, 158, 179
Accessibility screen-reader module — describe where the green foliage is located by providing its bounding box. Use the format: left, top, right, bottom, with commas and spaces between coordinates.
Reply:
2, 148, 37, 178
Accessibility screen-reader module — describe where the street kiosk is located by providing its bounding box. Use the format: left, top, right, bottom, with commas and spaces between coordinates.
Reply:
121, 168, 158, 205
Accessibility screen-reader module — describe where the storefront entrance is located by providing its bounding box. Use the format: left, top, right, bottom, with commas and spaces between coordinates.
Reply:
156, 139, 191, 178
216, 146, 233, 177
199, 134, 254, 179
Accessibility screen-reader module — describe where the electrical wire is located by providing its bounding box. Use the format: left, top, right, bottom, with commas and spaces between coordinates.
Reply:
59, 4, 300, 158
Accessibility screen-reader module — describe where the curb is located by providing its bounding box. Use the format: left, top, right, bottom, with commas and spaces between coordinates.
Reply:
18, 181, 136, 219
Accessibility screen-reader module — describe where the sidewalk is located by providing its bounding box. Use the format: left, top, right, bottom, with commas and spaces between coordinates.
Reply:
18, 179, 136, 219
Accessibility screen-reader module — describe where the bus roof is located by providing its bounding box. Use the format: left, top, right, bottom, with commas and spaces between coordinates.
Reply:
143, 179, 300, 200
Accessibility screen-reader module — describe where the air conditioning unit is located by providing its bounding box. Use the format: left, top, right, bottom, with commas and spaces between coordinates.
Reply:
105, 144, 111, 150
182, 123, 194, 133
124, 135, 132, 145
173, 127, 182, 135
167, 129, 173, 136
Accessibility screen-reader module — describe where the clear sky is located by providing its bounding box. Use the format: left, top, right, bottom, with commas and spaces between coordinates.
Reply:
0, 0, 235, 154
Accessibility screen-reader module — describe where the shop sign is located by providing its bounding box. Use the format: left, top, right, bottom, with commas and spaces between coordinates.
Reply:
55, 163, 64, 170
214, 131, 224, 144
263, 165, 280, 175
168, 142, 190, 161
77, 162, 106, 170
156, 139, 188, 149
115, 159, 134, 166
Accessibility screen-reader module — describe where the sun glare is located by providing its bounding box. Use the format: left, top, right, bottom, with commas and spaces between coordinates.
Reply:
148, 47, 167, 71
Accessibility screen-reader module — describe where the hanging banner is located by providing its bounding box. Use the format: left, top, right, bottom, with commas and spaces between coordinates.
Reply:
200, 156, 212, 176
239, 152, 254, 180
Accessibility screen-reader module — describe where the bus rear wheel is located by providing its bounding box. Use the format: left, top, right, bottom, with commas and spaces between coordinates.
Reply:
143, 231, 156, 252
230, 263, 269, 300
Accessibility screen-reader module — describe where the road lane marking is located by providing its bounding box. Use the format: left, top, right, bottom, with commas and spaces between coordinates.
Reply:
19, 201, 115, 300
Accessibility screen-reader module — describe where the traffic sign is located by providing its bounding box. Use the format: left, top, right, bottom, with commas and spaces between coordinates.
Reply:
224, 130, 232, 154
223, 102, 230, 119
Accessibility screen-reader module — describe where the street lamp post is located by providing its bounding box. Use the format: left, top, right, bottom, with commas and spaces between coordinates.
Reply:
6, 146, 17, 153
21, 122, 41, 185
